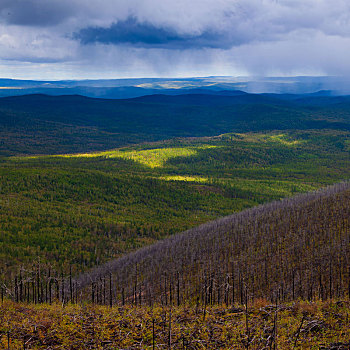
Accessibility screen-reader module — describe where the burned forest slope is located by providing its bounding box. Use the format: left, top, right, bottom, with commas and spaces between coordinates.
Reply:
78, 181, 350, 305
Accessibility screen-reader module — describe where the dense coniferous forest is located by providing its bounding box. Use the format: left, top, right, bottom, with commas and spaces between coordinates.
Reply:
1, 92, 350, 348
1, 130, 350, 280
1, 93, 350, 155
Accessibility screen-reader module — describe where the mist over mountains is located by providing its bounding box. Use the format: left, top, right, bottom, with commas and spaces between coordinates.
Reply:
2, 76, 350, 99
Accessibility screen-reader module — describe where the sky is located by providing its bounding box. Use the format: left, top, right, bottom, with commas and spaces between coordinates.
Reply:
1, 0, 350, 80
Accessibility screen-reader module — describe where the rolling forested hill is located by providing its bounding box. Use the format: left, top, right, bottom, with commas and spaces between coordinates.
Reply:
0, 92, 350, 277
1, 130, 350, 280
1, 93, 350, 155
1, 91, 350, 348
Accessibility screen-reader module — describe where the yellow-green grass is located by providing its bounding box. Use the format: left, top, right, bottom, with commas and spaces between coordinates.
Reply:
1, 299, 349, 349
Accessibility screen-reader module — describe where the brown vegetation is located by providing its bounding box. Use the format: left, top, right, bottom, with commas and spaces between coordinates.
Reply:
1, 299, 350, 349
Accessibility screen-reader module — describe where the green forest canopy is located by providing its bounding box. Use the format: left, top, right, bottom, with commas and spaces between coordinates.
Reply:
1, 130, 350, 280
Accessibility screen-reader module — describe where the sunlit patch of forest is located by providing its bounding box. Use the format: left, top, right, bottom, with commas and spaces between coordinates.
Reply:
1, 130, 350, 280
61, 145, 217, 168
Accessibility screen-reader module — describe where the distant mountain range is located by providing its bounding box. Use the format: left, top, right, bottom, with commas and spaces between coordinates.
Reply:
2, 76, 350, 99
1, 91, 350, 156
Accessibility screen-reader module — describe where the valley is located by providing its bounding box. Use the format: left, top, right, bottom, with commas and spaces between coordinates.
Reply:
2, 0, 350, 347
1, 92, 350, 349
1, 130, 350, 279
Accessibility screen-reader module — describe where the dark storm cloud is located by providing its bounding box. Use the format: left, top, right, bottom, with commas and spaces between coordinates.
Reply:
75, 17, 238, 49
2, 0, 350, 78
71, 1, 350, 51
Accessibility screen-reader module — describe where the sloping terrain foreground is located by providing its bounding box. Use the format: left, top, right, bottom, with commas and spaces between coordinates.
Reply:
77, 181, 350, 306
1, 181, 350, 349
2, 178, 350, 349
1, 300, 350, 349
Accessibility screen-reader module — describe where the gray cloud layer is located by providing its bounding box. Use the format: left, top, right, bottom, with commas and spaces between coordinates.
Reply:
1, 0, 350, 78
0, 0, 76, 26
75, 17, 233, 49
